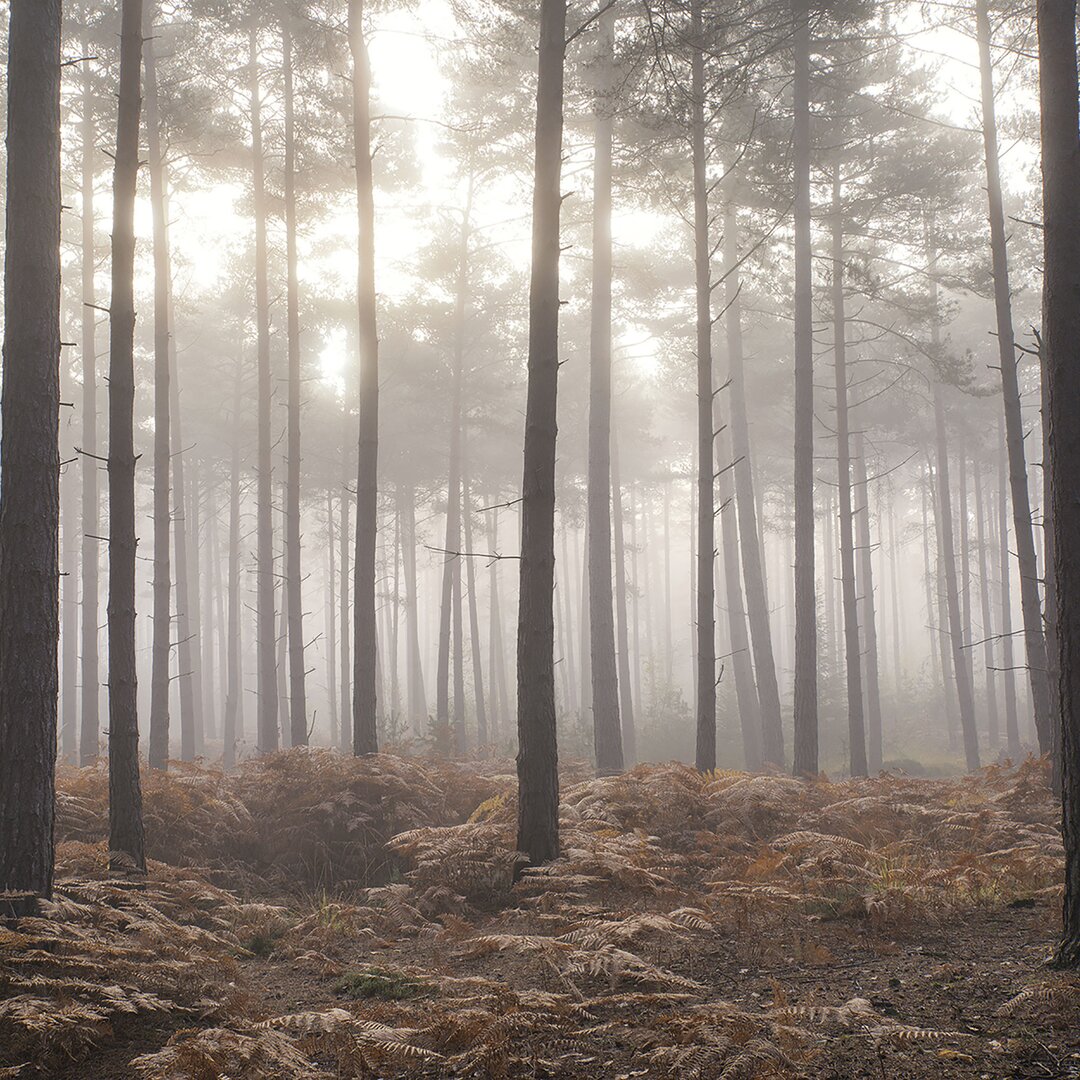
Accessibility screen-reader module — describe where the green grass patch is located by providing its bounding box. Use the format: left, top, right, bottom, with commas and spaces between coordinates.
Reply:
334, 966, 432, 1001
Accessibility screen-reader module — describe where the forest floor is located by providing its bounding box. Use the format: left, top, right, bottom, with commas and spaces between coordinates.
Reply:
3, 750, 1079, 1079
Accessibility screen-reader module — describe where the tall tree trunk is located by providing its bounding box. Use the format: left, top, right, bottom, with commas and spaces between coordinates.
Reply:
1036, 0, 1080, 966
200, 476, 218, 743
224, 360, 243, 771
277, 482, 289, 745
630, 482, 643, 716
973, 458, 1001, 748
976, 0, 1052, 754
690, 0, 716, 772
921, 468, 940, 696
326, 492, 339, 747
791, 0, 818, 776
171, 328, 197, 761
929, 456, 958, 743
463, 455, 488, 745
724, 200, 783, 766
79, 15, 102, 767
611, 433, 636, 764
339, 478, 351, 749
716, 400, 763, 770
349, 0, 379, 756
958, 450, 974, 672
853, 429, 882, 772
561, 527, 579, 718
933, 384, 981, 771
402, 485, 427, 733
389, 496, 402, 726
250, 26, 278, 753
283, 19, 307, 747
61, 461, 78, 765
888, 488, 904, 691
107, 0, 146, 871
487, 507, 504, 739
0, 0, 63, 899
517, 0, 566, 866
210, 481, 227, 751
831, 170, 868, 778
144, 11, 172, 769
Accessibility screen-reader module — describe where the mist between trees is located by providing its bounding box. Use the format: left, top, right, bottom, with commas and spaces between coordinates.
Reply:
2, 0, 1080, 979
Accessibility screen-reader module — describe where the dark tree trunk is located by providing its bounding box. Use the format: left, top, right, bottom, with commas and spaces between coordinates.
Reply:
339, 472, 351, 750
0, 0, 63, 899
854, 429, 883, 772
831, 171, 868, 779
517, 0, 566, 865
976, 0, 1052, 754
250, 26, 278, 754
107, 0, 146, 872
1035, 0, 1080, 967
791, 0, 818, 777
349, 0, 379, 756
61, 453, 78, 766
690, 0, 716, 773
929, 455, 958, 744
80, 23, 102, 766
921, 468, 941, 696
588, 4, 623, 776
283, 19, 307, 747
887, 490, 904, 692
973, 457, 1001, 748
145, 10, 172, 770
611, 434, 636, 765
724, 200, 782, 767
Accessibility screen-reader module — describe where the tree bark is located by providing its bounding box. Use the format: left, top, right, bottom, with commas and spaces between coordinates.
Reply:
933, 383, 981, 771
690, 0, 716, 773
853, 429, 882, 773
791, 0, 818, 777
326, 491, 339, 747
250, 25, 278, 754
973, 457, 1001, 748
283, 18, 308, 747
462, 450, 488, 746
588, 21, 625, 770
349, 0, 379, 756
976, 0, 1052, 754
402, 485, 427, 734
144, 9, 172, 770
223, 358, 243, 772
724, 200, 783, 767
831, 170, 868, 778
80, 19, 102, 767
611, 433, 636, 765
1035, 0, 1080, 966
517, 0, 566, 865
0, 0, 63, 898
107, 0, 146, 871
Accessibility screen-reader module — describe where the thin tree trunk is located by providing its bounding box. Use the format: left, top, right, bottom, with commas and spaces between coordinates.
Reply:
611, 432, 636, 765
326, 492, 338, 747
724, 200, 783, 766
462, 455, 488, 745
0, 0, 63, 898
61, 460, 78, 765
933, 383, 981, 771
348, 0, 379, 756
976, 0, 1052, 754
339, 473, 351, 750
791, 0, 818, 776
283, 19, 307, 746
107, 0, 146, 871
210, 481, 227, 753
973, 457, 1001, 748
223, 359, 243, 772
831, 170, 868, 778
200, 475, 218, 743
716, 398, 763, 771
854, 429, 882, 772
690, 0, 716, 772
516, 0, 566, 866
888, 488, 904, 691
146, 3, 171, 770
277, 484, 289, 746
921, 468, 940, 695
1035, 0, 1080, 965
487, 507, 504, 740
190, 460, 206, 755
402, 485, 426, 733
250, 26, 278, 754
631, 482, 643, 715
959, 449, 974, 672
389, 495, 402, 726
79, 13, 102, 768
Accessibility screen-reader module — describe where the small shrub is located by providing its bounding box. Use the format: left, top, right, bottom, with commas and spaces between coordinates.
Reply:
334, 966, 431, 1001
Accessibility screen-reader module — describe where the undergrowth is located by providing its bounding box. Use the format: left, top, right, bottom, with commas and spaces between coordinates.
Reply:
0, 750, 1074, 1078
